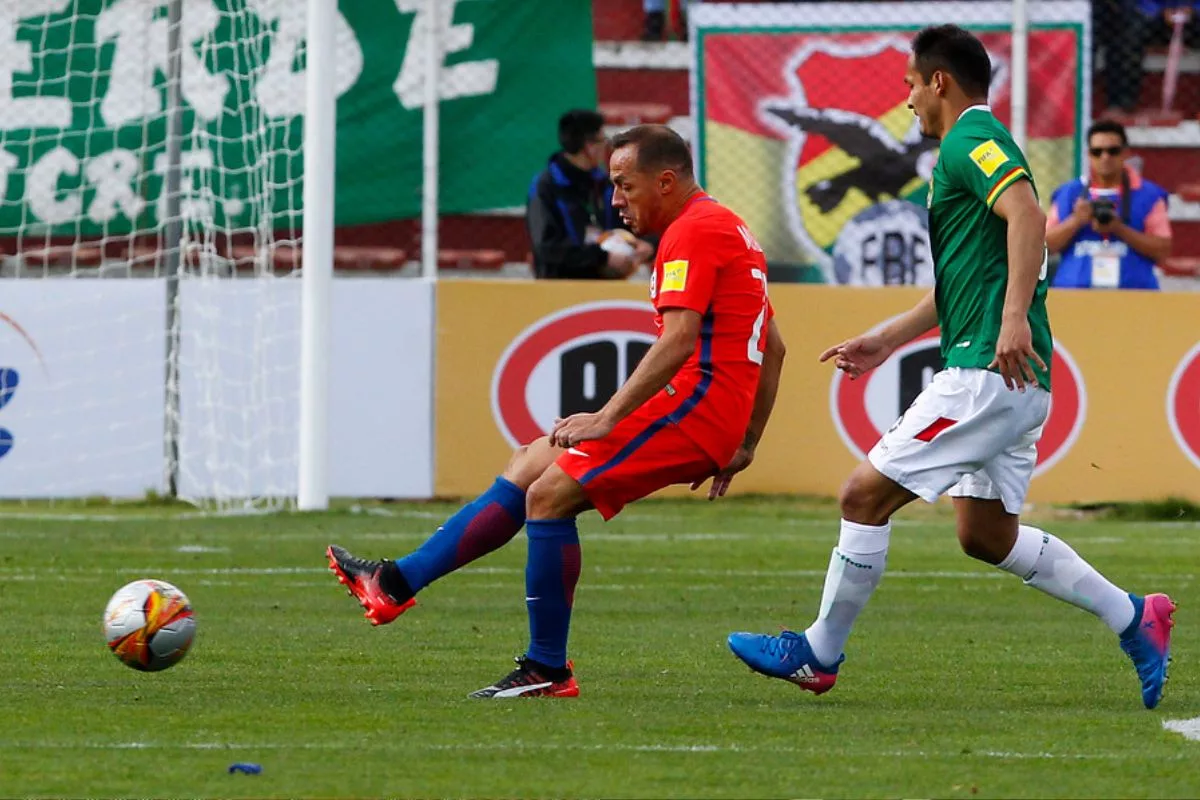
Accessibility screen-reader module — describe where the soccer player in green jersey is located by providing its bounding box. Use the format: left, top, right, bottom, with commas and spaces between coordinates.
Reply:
728, 25, 1176, 709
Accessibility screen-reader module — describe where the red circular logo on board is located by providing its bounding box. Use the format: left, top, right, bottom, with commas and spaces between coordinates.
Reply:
829, 328, 1086, 476
1167, 343, 1200, 471
490, 301, 658, 448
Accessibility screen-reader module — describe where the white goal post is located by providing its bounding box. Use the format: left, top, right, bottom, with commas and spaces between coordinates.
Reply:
298, 0, 335, 511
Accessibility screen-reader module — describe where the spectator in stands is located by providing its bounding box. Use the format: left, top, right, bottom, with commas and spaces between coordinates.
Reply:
527, 109, 654, 280
643, 0, 667, 41
643, 0, 688, 42
1045, 120, 1172, 289
1096, 0, 1200, 113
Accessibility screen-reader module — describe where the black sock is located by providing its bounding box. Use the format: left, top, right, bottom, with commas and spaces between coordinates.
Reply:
524, 656, 572, 683
378, 561, 415, 603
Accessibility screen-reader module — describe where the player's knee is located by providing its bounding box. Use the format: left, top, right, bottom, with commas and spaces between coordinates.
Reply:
501, 445, 532, 487
525, 480, 550, 518
956, 526, 1008, 565
958, 534, 1004, 565
525, 472, 567, 519
838, 475, 887, 526
502, 437, 556, 490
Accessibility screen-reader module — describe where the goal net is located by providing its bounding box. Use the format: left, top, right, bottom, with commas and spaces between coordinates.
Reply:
0, 0, 305, 510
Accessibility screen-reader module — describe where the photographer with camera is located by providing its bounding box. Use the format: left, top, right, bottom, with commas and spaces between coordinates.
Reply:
1046, 120, 1172, 289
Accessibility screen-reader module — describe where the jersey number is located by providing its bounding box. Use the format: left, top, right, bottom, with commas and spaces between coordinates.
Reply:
747, 267, 768, 365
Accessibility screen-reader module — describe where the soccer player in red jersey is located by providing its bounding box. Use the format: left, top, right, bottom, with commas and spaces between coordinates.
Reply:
326, 125, 786, 698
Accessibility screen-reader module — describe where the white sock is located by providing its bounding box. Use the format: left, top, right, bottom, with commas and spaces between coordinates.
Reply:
997, 524, 1135, 635
805, 519, 890, 667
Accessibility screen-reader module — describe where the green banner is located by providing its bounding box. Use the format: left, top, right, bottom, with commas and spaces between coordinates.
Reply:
0, 0, 596, 236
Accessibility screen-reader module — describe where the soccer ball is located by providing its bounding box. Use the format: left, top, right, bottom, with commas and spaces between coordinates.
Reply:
103, 579, 196, 671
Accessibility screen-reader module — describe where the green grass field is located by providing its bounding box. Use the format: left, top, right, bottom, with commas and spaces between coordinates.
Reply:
0, 497, 1196, 798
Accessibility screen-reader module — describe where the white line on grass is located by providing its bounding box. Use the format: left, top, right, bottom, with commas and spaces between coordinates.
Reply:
1163, 717, 1200, 741
0, 511, 219, 522
0, 740, 1188, 761
0, 507, 443, 523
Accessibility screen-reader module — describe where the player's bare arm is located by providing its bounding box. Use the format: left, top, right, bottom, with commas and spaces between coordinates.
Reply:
740, 318, 786, 454
549, 308, 700, 448
694, 318, 786, 500
819, 291, 937, 379
989, 179, 1049, 392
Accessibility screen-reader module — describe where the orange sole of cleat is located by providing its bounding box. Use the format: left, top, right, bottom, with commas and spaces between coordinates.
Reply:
364, 597, 416, 626
548, 681, 580, 698
325, 547, 416, 626
543, 660, 578, 698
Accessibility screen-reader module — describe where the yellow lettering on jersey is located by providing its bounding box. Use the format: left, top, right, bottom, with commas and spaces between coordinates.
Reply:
969, 139, 1009, 177
662, 260, 688, 292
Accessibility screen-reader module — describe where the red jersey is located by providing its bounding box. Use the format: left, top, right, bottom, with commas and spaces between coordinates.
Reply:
648, 193, 772, 465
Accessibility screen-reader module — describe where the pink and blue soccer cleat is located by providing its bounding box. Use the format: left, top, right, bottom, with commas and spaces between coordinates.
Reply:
1119, 593, 1177, 709
727, 630, 843, 694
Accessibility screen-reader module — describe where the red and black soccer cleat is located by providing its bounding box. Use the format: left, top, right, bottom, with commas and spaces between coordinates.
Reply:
468, 656, 580, 699
326, 544, 416, 626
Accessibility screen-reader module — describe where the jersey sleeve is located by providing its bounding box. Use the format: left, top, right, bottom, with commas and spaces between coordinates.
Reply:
946, 129, 1031, 209
1045, 202, 1061, 230
654, 218, 720, 314
1145, 196, 1172, 238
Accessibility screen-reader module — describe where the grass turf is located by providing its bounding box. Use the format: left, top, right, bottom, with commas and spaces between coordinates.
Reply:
0, 497, 1195, 798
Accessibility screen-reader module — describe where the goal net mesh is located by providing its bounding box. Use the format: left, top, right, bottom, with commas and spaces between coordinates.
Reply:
0, 0, 306, 510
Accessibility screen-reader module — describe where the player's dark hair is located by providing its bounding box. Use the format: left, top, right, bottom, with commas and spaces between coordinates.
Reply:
609, 124, 694, 179
558, 109, 606, 154
1086, 119, 1128, 147
912, 25, 992, 99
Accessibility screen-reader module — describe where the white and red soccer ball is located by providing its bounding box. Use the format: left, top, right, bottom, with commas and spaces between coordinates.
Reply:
103, 579, 196, 672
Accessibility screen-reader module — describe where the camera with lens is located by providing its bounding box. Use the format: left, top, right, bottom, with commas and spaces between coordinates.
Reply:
1092, 198, 1117, 225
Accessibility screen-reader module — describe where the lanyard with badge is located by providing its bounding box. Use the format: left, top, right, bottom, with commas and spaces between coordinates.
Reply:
583, 181, 607, 245
1086, 170, 1131, 289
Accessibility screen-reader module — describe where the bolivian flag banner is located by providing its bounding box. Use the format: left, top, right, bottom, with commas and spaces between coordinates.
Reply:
690, 2, 1090, 285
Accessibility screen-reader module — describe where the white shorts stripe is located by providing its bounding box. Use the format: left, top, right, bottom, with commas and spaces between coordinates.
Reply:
868, 368, 1050, 514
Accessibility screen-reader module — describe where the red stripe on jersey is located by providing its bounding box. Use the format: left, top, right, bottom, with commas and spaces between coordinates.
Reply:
914, 416, 958, 442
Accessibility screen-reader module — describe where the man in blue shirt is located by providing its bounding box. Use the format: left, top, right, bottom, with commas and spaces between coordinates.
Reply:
1045, 120, 1172, 289
526, 110, 654, 280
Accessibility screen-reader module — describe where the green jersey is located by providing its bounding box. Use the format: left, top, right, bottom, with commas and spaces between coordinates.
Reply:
927, 107, 1053, 391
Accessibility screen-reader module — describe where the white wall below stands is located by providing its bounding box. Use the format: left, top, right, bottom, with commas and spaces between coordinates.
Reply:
0, 277, 433, 500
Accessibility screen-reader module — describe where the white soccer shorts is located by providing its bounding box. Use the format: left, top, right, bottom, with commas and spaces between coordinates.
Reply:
867, 367, 1050, 514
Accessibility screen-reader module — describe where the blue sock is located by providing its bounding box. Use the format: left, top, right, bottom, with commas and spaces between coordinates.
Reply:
525, 518, 582, 669
395, 477, 526, 592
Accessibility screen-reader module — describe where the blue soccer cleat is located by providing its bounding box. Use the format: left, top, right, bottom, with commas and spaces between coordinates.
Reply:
1119, 592, 1177, 710
727, 630, 843, 694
